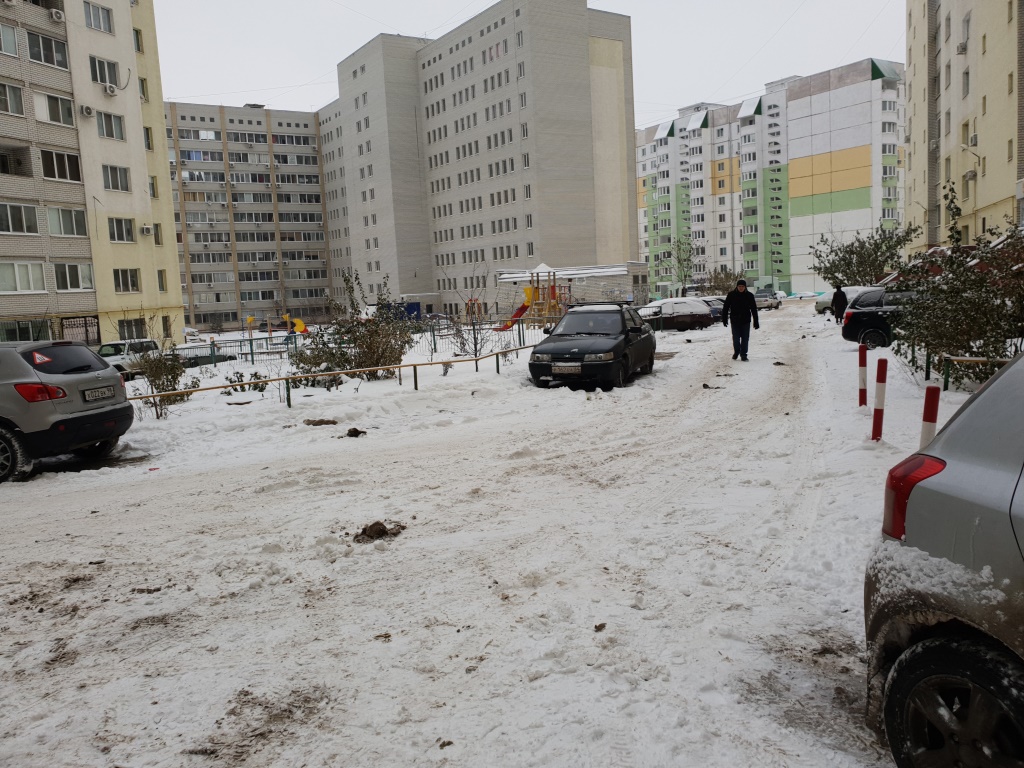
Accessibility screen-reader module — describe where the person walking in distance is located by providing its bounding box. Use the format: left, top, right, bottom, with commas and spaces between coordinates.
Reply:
830, 285, 848, 326
721, 279, 760, 361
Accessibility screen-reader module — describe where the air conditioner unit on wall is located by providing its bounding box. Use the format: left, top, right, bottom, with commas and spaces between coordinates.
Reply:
965, 169, 978, 181
140, 225, 153, 236
50, 8, 65, 22
103, 83, 117, 97
79, 105, 95, 118
956, 42, 968, 54
969, 133, 978, 147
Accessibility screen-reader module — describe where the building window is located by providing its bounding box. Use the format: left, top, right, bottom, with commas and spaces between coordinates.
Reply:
143, 126, 153, 150
0, 23, 17, 57
55, 263, 94, 290
41, 93, 75, 126
962, 68, 970, 97
0, 262, 45, 292
0, 202, 39, 234
113, 269, 140, 293
40, 150, 82, 182
97, 111, 124, 140
522, 152, 529, 168
149, 176, 158, 199
524, 184, 531, 199
157, 269, 167, 292
133, 28, 144, 53
138, 77, 149, 102
102, 164, 130, 192
519, 93, 527, 108
47, 207, 87, 236
84, 2, 115, 33
108, 218, 135, 243
1010, 72, 1015, 94
0, 82, 24, 116
118, 318, 146, 339
28, 32, 69, 69
89, 55, 119, 86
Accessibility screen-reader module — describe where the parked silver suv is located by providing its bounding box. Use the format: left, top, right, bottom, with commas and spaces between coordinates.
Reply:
0, 341, 134, 482
864, 353, 1024, 766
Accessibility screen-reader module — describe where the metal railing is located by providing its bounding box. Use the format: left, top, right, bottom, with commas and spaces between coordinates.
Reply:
128, 342, 538, 408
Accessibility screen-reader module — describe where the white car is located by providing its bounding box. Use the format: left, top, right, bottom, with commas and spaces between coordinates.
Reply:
789, 291, 822, 300
94, 338, 161, 381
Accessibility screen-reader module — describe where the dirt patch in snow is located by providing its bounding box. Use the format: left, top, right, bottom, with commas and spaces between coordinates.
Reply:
183, 685, 330, 765
353, 520, 406, 543
743, 627, 886, 759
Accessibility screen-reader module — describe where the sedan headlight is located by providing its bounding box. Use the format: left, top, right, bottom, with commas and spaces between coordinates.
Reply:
531, 353, 552, 362
584, 352, 615, 362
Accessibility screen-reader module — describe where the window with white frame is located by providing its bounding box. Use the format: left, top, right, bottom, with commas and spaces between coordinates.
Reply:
108, 217, 135, 243
0, 82, 23, 116
113, 268, 140, 293
0, 23, 17, 57
40, 150, 82, 182
97, 111, 124, 140
102, 165, 130, 192
89, 56, 119, 86
84, 2, 114, 33
0, 262, 45, 292
54, 263, 94, 290
47, 207, 87, 236
0, 202, 39, 234
28, 32, 68, 69
37, 93, 74, 126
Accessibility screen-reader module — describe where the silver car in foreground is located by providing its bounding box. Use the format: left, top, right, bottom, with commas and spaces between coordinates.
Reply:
0, 340, 134, 482
864, 353, 1024, 766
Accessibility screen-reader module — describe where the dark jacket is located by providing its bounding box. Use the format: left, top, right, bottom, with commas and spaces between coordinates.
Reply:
831, 289, 849, 316
722, 288, 759, 328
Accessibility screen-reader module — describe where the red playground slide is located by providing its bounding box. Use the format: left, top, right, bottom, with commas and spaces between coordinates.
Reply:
494, 302, 530, 331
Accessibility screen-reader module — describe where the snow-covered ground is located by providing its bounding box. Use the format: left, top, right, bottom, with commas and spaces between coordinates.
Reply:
0, 305, 970, 767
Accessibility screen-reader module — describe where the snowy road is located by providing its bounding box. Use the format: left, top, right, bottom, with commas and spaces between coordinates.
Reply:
1, 306, 960, 767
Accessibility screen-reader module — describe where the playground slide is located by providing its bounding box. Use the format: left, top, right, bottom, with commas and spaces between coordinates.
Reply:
494, 302, 530, 331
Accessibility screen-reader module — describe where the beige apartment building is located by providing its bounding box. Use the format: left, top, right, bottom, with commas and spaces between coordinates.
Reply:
320, 0, 637, 318
165, 103, 329, 329
905, 0, 1023, 250
0, 0, 183, 344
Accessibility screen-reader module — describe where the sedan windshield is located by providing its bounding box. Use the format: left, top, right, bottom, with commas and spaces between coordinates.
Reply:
552, 312, 624, 336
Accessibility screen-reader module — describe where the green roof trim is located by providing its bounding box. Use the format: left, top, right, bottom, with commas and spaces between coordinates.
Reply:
871, 59, 902, 81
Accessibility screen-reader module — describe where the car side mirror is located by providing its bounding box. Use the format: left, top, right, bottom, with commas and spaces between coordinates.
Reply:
543, 327, 552, 335
629, 326, 643, 334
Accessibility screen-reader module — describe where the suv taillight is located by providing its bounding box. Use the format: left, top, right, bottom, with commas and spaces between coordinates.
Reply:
843, 310, 853, 325
14, 383, 68, 403
883, 454, 946, 540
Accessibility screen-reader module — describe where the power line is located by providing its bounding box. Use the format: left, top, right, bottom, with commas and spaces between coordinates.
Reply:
317, 0, 404, 34
166, 77, 337, 102
707, 0, 812, 101
835, 0, 898, 68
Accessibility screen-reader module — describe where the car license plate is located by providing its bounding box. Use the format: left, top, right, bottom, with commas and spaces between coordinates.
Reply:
83, 386, 115, 402
552, 363, 581, 375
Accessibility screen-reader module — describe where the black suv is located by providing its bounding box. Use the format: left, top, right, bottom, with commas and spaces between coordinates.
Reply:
841, 288, 913, 349
529, 304, 656, 390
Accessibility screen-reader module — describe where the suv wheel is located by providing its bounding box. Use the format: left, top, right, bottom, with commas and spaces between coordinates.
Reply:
0, 427, 32, 483
640, 353, 655, 375
884, 637, 1024, 768
72, 437, 119, 460
861, 329, 889, 349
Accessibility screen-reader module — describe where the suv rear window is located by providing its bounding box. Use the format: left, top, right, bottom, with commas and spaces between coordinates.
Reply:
851, 289, 884, 308
21, 344, 108, 375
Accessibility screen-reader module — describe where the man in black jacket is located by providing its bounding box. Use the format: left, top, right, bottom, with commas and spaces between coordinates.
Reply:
721, 279, 760, 361
830, 285, 848, 325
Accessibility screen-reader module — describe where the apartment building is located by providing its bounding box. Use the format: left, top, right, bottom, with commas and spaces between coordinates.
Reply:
0, 0, 183, 344
905, 0, 1022, 251
637, 59, 906, 295
322, 0, 637, 318
165, 103, 329, 329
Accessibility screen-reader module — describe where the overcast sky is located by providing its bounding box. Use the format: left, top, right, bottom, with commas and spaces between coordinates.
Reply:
152, 0, 905, 128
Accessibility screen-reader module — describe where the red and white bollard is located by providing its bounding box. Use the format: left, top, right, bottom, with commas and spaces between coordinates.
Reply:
919, 385, 941, 449
858, 344, 868, 407
871, 359, 888, 441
